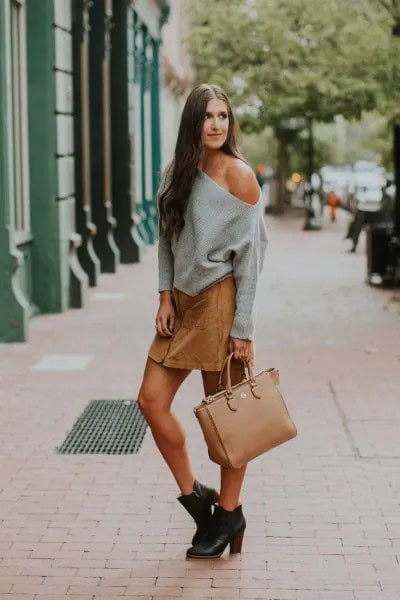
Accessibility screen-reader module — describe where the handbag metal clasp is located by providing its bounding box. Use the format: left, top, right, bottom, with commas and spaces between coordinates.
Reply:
250, 379, 261, 399
226, 391, 238, 411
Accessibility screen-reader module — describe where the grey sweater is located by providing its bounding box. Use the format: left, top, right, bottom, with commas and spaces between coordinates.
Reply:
158, 169, 268, 340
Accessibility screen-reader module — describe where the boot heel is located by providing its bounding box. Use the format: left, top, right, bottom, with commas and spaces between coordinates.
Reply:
229, 527, 245, 554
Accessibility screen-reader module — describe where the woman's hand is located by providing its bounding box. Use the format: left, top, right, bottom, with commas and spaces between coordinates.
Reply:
156, 292, 175, 337
229, 337, 254, 365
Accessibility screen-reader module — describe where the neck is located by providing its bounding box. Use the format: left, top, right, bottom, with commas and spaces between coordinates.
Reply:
199, 149, 225, 171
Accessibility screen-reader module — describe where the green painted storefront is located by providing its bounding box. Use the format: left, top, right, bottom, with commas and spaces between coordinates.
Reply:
0, 0, 169, 342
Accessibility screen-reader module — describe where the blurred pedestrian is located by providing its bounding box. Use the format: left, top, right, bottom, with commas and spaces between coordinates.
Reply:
255, 163, 265, 187
327, 190, 340, 222
137, 84, 268, 560
256, 163, 270, 212
346, 209, 365, 252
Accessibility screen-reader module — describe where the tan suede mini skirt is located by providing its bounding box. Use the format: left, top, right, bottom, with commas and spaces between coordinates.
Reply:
148, 276, 244, 373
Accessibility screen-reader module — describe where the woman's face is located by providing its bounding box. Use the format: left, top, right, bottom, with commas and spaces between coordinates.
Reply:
201, 98, 229, 151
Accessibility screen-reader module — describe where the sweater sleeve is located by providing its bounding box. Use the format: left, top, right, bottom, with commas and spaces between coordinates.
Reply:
157, 166, 174, 292
158, 232, 174, 292
230, 207, 268, 340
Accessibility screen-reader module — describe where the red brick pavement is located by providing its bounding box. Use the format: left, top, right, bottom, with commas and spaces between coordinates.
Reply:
0, 208, 399, 600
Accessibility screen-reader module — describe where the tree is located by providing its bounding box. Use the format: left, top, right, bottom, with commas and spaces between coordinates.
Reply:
188, 0, 395, 209
371, 0, 400, 237
189, 0, 392, 127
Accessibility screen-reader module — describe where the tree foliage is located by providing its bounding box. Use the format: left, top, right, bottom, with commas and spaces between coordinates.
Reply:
188, 0, 398, 132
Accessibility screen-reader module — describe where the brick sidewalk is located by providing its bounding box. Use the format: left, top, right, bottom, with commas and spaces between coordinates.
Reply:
0, 209, 400, 600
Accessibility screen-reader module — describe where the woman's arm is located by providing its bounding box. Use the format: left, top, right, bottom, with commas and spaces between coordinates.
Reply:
156, 288, 175, 337
155, 167, 176, 336
157, 165, 174, 292
226, 163, 267, 357
230, 232, 261, 341
158, 232, 174, 292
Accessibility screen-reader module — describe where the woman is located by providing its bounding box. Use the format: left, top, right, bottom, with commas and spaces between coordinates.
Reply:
138, 83, 268, 559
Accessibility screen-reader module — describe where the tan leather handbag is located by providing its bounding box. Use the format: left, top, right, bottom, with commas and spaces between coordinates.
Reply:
194, 353, 297, 468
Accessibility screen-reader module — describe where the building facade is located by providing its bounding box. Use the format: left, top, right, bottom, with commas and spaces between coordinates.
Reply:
0, 0, 191, 343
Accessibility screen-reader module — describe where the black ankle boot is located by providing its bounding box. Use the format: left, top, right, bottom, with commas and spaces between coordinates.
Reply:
186, 504, 246, 559
177, 480, 218, 545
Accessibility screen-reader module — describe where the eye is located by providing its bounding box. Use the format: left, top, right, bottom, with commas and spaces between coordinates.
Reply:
204, 112, 228, 120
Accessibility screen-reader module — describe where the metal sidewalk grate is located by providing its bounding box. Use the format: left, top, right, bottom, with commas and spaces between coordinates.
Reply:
56, 399, 148, 454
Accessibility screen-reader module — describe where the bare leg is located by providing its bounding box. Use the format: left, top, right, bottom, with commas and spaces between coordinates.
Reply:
201, 367, 247, 511
138, 357, 194, 495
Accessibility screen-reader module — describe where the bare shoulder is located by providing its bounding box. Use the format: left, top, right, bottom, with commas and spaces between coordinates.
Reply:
225, 158, 260, 205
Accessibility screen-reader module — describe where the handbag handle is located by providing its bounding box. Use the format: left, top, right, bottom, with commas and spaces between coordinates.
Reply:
218, 353, 261, 399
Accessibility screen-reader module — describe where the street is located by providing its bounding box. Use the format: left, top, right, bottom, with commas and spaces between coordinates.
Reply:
0, 208, 400, 600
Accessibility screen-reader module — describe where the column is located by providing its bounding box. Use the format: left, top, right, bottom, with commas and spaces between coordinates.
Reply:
73, 0, 101, 286
88, 0, 120, 272
151, 37, 162, 213
110, 0, 142, 263
0, 0, 30, 341
140, 25, 156, 243
132, 16, 149, 244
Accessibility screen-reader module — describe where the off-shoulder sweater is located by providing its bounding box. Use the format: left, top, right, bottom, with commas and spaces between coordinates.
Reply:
158, 169, 268, 340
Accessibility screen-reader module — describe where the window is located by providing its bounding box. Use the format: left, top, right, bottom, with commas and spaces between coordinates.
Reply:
11, 0, 30, 237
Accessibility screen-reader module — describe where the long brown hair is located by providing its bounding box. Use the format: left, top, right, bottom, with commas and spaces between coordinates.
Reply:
158, 84, 243, 240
